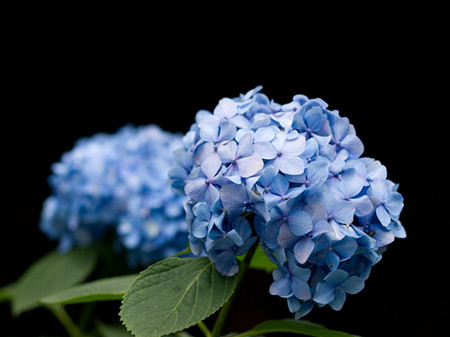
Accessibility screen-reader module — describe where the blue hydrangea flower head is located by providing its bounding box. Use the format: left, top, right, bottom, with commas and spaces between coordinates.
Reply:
169, 86, 405, 317
40, 124, 188, 268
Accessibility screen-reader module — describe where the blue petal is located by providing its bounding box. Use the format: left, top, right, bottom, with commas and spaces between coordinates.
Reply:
332, 117, 350, 142
193, 202, 211, 221
226, 229, 244, 246
287, 296, 301, 313
329, 289, 346, 311
205, 185, 220, 209
201, 153, 222, 179
291, 278, 312, 301
271, 174, 289, 196
333, 237, 357, 259
282, 135, 306, 156
184, 177, 208, 202
341, 276, 365, 294
199, 123, 219, 141
294, 237, 315, 264
218, 121, 237, 142
325, 251, 340, 270
219, 184, 247, 213
341, 134, 364, 158
324, 269, 348, 286
214, 250, 237, 276
376, 205, 391, 227
237, 154, 264, 178
313, 282, 335, 305
192, 218, 208, 238
332, 200, 355, 225
269, 277, 292, 297
305, 107, 326, 131
280, 156, 305, 175
288, 210, 313, 237
385, 192, 404, 216
236, 133, 254, 158
339, 169, 364, 198
217, 141, 237, 163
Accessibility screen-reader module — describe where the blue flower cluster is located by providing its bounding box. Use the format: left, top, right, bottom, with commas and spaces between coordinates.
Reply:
40, 125, 188, 268
169, 86, 405, 317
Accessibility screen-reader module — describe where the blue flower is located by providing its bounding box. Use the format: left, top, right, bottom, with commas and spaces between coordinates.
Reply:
270, 252, 312, 309
170, 86, 405, 317
367, 179, 404, 227
208, 216, 257, 276
313, 269, 365, 310
40, 125, 188, 268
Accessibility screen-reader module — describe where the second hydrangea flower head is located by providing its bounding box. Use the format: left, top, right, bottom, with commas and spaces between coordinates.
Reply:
40, 125, 188, 268
170, 86, 405, 317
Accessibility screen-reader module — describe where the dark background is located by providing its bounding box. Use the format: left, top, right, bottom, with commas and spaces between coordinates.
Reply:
1, 15, 447, 337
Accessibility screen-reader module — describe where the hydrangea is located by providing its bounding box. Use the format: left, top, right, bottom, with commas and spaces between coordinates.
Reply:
40, 125, 188, 268
169, 86, 405, 317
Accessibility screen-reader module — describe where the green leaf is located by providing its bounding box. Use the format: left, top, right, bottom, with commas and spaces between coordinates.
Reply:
0, 282, 16, 303
120, 257, 237, 337
40, 274, 138, 305
237, 245, 277, 273
10, 247, 98, 316
235, 319, 356, 337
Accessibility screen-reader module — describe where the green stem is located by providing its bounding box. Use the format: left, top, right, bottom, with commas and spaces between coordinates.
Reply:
45, 304, 83, 337
197, 321, 212, 337
210, 242, 258, 337
171, 246, 192, 258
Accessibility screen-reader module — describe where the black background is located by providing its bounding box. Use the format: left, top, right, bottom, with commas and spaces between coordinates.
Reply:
1, 14, 447, 337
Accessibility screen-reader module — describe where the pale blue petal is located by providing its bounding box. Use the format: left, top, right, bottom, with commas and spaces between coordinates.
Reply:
352, 195, 374, 217
236, 133, 254, 158
280, 156, 305, 175
385, 192, 404, 216
192, 219, 208, 238
193, 202, 211, 221
184, 177, 207, 201
339, 169, 364, 198
214, 97, 237, 119
332, 117, 350, 142
199, 123, 219, 141
340, 134, 364, 158
254, 126, 276, 142
253, 141, 277, 160
282, 135, 306, 156
237, 154, 264, 178
217, 141, 237, 163
376, 205, 391, 227
332, 200, 355, 225
201, 153, 222, 178
218, 121, 237, 142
